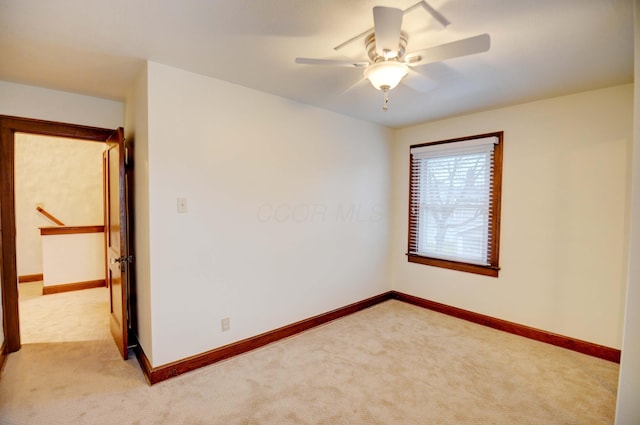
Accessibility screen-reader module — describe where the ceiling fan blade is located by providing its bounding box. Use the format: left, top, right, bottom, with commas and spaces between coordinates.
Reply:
373, 6, 403, 58
405, 34, 491, 66
295, 58, 369, 68
334, 1, 449, 53
402, 1, 450, 28
402, 69, 438, 93
340, 75, 371, 96
334, 28, 371, 52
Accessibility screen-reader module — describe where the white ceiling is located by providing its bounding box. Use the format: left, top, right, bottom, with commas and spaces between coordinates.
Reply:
0, 0, 634, 128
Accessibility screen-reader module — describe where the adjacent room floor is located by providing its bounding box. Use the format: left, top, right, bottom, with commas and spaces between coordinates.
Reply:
17, 281, 110, 343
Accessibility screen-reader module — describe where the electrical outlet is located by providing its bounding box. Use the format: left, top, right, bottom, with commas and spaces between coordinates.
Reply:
177, 197, 188, 213
221, 317, 230, 332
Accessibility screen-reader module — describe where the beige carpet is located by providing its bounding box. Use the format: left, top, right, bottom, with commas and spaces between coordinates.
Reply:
18, 281, 110, 343
0, 299, 618, 424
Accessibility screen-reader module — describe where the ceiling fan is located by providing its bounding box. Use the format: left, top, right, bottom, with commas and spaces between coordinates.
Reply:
295, 1, 490, 111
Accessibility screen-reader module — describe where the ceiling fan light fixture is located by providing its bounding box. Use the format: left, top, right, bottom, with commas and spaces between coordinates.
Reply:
364, 61, 408, 91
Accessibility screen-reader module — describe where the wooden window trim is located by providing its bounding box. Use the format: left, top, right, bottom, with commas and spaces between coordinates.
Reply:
407, 254, 500, 277
407, 131, 503, 277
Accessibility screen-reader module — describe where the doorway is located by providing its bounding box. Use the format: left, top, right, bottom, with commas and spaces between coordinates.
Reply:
0, 115, 133, 359
15, 132, 108, 344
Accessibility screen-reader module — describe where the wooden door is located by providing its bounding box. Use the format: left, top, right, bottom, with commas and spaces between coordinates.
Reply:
105, 127, 129, 359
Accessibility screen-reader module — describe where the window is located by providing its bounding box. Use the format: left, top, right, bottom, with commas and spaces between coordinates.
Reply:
408, 132, 503, 277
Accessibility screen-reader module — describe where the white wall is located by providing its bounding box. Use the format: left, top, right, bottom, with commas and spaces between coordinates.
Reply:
390, 84, 633, 349
41, 232, 105, 286
143, 61, 391, 366
0, 81, 123, 129
615, 2, 640, 422
14, 134, 105, 277
0, 79, 124, 354
124, 64, 153, 361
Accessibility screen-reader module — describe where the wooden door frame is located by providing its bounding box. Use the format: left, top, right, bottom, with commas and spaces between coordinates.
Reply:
0, 115, 114, 353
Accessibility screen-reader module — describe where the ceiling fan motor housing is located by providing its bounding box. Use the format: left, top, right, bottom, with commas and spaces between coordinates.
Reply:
365, 31, 408, 62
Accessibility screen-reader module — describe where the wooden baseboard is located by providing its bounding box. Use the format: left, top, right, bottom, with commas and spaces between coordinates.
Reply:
135, 292, 393, 384
18, 273, 43, 283
42, 279, 106, 295
133, 342, 154, 385
134, 289, 619, 385
390, 291, 621, 363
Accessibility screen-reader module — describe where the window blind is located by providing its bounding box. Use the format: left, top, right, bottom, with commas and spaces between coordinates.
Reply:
409, 136, 498, 266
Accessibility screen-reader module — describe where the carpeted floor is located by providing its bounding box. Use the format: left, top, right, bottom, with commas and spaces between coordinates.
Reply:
17, 281, 110, 343
0, 293, 619, 424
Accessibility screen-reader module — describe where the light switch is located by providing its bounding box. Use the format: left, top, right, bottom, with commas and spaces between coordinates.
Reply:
177, 197, 188, 213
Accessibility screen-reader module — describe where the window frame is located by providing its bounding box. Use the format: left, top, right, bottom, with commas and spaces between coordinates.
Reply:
407, 131, 503, 277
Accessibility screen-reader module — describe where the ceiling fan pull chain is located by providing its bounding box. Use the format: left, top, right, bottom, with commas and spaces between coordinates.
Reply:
382, 87, 390, 111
